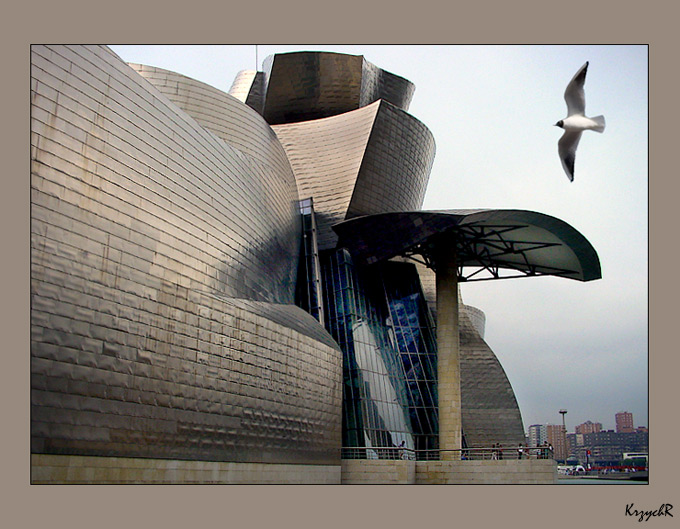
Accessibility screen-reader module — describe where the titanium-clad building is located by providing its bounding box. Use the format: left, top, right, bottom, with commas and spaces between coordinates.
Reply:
30, 46, 600, 483
31, 46, 342, 477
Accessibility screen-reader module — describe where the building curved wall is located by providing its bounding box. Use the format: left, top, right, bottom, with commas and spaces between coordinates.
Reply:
359, 58, 415, 112
228, 69, 258, 102
346, 101, 435, 220
261, 51, 415, 125
228, 69, 265, 113
458, 307, 525, 448
31, 45, 342, 464
272, 102, 380, 250
130, 64, 284, 175
463, 304, 486, 339
273, 100, 435, 250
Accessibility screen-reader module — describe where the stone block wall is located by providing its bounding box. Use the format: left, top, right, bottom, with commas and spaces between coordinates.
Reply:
416, 459, 558, 484
341, 460, 416, 484
32, 454, 341, 484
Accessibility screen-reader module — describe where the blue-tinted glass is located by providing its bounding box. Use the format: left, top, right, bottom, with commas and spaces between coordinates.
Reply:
318, 249, 438, 453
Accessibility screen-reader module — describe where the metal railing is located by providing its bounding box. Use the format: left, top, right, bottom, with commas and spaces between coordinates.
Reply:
341, 446, 555, 461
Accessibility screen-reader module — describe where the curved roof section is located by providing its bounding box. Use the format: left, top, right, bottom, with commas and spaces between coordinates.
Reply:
334, 209, 601, 282
261, 51, 415, 125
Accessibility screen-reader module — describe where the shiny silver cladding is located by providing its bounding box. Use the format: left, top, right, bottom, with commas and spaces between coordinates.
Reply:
458, 305, 525, 448
260, 51, 415, 125
31, 45, 342, 465
133, 64, 279, 169
228, 69, 265, 113
273, 100, 435, 250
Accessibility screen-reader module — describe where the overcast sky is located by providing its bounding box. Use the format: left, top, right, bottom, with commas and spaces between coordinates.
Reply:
109, 45, 648, 433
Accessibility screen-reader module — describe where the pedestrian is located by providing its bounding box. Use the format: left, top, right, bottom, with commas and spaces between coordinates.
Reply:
518, 443, 524, 460
498, 444, 504, 460
491, 443, 498, 460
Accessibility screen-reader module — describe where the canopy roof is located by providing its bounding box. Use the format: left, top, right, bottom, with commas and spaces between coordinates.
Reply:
333, 209, 601, 282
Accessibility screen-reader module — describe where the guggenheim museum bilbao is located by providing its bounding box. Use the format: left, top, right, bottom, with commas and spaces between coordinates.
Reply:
30, 45, 601, 484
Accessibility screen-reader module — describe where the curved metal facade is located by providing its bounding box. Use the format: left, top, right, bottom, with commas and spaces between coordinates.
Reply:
228, 70, 265, 113
130, 64, 291, 182
272, 103, 380, 250
458, 305, 526, 448
273, 100, 435, 250
346, 101, 435, 220
31, 45, 342, 465
260, 51, 415, 125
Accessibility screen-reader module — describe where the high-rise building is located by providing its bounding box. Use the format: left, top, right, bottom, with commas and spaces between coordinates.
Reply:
30, 46, 601, 483
575, 420, 602, 434
616, 412, 634, 433
527, 424, 547, 447
547, 424, 568, 462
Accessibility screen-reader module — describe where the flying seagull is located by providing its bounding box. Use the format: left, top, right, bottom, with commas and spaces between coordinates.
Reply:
555, 61, 606, 181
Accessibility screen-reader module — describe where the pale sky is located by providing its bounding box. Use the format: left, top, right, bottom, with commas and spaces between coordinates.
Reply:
109, 44, 648, 433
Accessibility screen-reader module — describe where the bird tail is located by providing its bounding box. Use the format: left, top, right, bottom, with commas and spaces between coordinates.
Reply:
591, 115, 606, 132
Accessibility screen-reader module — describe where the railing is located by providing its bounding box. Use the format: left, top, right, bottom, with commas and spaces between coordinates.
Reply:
341, 446, 555, 461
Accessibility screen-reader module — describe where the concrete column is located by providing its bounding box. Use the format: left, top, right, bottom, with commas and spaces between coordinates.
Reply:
435, 241, 461, 459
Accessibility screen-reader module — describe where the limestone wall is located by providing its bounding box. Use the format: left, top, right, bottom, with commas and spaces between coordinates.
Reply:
342, 459, 557, 485
341, 460, 416, 484
32, 454, 341, 484
416, 459, 558, 484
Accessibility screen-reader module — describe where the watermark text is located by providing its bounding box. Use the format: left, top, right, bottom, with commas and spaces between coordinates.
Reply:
625, 503, 673, 522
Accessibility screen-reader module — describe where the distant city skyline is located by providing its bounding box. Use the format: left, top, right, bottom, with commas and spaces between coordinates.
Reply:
528, 410, 645, 433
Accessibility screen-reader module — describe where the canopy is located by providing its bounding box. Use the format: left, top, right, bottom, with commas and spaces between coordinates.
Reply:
333, 209, 601, 282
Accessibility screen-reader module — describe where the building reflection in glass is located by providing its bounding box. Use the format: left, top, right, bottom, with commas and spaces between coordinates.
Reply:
310, 242, 439, 454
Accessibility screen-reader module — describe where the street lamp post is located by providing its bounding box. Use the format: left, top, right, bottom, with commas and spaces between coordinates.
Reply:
559, 409, 567, 462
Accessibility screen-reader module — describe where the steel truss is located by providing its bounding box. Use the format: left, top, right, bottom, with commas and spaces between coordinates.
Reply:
401, 224, 580, 282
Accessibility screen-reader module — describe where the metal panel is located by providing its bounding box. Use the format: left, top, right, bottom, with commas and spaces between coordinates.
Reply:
31, 45, 342, 466
261, 51, 415, 125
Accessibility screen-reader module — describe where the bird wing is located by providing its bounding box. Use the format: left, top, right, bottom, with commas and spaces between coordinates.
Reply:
564, 61, 588, 117
558, 130, 582, 182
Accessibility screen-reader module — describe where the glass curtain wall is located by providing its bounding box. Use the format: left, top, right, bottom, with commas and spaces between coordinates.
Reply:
319, 250, 439, 454
381, 262, 439, 452
295, 202, 440, 455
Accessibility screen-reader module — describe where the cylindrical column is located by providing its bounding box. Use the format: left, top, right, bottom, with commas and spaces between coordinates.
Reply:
435, 240, 461, 459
